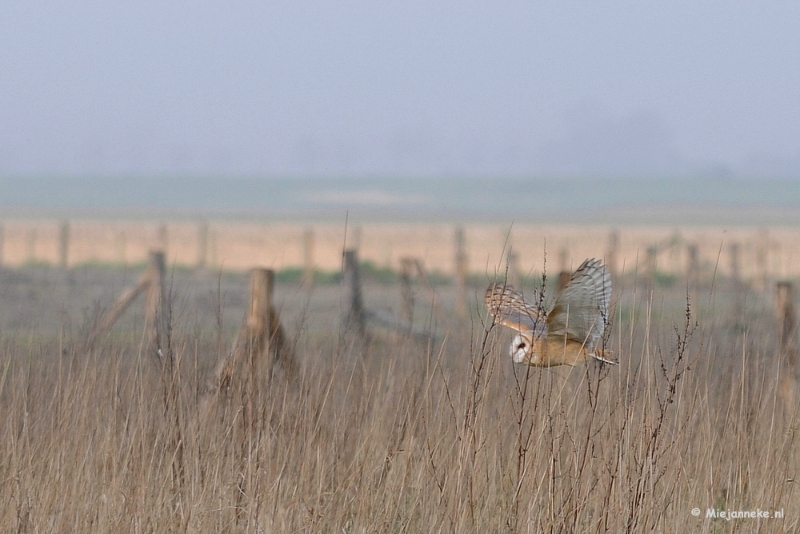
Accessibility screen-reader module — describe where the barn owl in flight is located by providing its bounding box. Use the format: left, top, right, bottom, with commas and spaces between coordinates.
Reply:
485, 258, 615, 367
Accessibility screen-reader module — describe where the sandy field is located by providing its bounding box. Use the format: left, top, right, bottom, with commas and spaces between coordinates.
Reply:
0, 218, 797, 282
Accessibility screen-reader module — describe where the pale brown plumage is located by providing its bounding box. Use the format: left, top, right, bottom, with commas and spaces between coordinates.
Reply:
485, 258, 615, 367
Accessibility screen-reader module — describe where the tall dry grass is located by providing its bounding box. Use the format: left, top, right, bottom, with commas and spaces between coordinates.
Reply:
0, 266, 798, 533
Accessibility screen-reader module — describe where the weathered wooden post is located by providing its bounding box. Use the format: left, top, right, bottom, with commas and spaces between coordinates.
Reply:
196, 220, 209, 269
400, 257, 415, 325
246, 269, 272, 350
244, 268, 272, 432
454, 226, 468, 320
343, 249, 366, 337
86, 249, 168, 349
145, 251, 169, 360
58, 221, 70, 269
204, 268, 295, 409
303, 228, 315, 287
777, 282, 798, 408
87, 268, 150, 345
607, 229, 620, 278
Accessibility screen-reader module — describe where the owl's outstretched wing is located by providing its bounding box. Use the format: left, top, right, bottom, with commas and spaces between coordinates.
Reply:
484, 282, 543, 333
546, 259, 610, 349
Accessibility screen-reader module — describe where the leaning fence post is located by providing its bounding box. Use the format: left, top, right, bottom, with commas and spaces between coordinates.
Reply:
777, 282, 798, 409
343, 249, 365, 337
86, 249, 167, 349
87, 270, 151, 346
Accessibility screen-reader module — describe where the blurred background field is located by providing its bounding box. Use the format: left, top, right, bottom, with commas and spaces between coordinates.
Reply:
1, 217, 797, 280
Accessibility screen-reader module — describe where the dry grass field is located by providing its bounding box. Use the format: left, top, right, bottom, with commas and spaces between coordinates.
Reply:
0, 241, 798, 533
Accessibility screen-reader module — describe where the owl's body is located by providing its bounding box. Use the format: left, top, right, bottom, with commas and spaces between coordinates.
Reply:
485, 258, 615, 367
511, 334, 615, 367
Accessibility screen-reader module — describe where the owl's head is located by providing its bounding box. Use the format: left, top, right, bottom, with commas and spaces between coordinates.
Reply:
510, 331, 534, 364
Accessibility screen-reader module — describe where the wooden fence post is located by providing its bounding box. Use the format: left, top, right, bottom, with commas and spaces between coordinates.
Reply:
244, 269, 271, 431
777, 282, 797, 408
303, 228, 315, 287
454, 226, 467, 320
204, 268, 294, 409
145, 251, 169, 360
400, 257, 415, 325
343, 249, 366, 337
86, 249, 167, 349
58, 221, 70, 268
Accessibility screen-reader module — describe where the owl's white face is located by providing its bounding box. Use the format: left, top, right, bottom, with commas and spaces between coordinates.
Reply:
510, 332, 534, 363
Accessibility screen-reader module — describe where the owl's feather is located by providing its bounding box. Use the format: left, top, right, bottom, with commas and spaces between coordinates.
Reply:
484, 282, 544, 334
546, 258, 611, 350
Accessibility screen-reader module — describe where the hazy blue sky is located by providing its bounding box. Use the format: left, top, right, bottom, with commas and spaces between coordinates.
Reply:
1, 1, 799, 177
